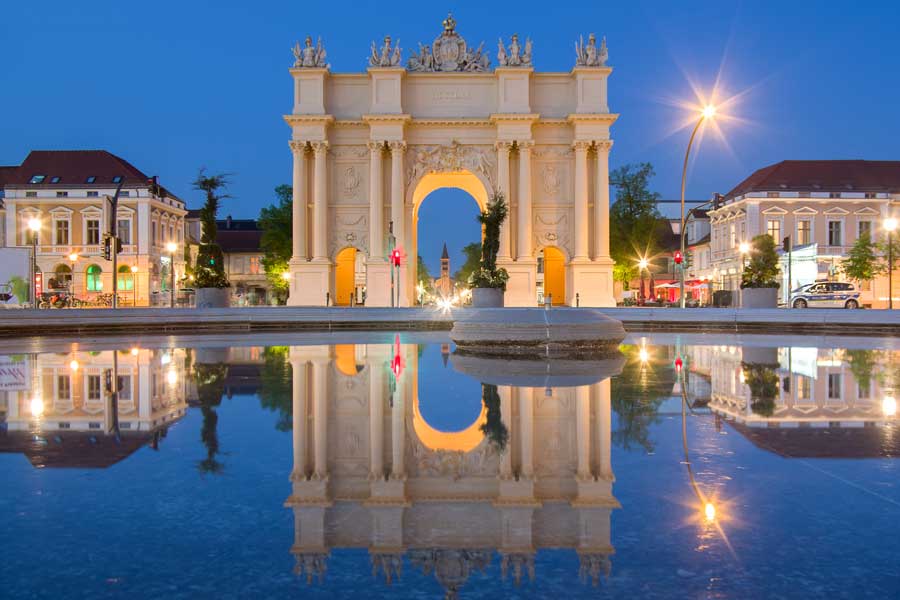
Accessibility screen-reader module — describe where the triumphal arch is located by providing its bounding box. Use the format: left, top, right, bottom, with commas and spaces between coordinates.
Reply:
285, 15, 617, 307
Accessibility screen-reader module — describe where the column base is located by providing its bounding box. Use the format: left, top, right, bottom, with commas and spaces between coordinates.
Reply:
365, 477, 409, 504
504, 259, 537, 307
566, 258, 615, 307
365, 260, 394, 307
287, 260, 332, 306
495, 477, 538, 505
571, 476, 619, 507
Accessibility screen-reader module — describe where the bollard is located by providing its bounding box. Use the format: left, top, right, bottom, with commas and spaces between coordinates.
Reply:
326, 292, 331, 306
576, 292, 580, 307
544, 294, 552, 310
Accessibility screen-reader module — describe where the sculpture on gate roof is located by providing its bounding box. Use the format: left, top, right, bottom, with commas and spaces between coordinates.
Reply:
369, 35, 403, 67
575, 33, 608, 67
292, 36, 329, 68
407, 13, 491, 72
497, 33, 533, 67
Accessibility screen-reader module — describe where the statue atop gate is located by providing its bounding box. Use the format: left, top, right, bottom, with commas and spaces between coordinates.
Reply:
407, 13, 490, 72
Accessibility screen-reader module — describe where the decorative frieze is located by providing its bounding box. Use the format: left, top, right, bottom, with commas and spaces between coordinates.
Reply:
406, 141, 495, 188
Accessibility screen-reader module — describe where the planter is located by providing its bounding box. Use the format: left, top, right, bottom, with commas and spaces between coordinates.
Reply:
471, 287, 504, 308
195, 287, 231, 309
740, 287, 778, 309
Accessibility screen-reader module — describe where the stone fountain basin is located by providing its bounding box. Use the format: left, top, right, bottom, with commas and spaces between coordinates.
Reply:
450, 308, 626, 359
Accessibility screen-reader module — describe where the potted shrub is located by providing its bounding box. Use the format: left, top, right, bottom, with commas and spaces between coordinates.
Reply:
193, 170, 231, 308
468, 193, 509, 307
740, 234, 780, 308
741, 361, 779, 417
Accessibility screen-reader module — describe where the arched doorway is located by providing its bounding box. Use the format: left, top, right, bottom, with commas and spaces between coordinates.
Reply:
539, 246, 566, 305
410, 170, 490, 306
51, 264, 72, 290
334, 247, 362, 306
117, 265, 134, 291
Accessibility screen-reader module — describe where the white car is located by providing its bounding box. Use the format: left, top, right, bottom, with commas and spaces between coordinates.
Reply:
790, 282, 860, 309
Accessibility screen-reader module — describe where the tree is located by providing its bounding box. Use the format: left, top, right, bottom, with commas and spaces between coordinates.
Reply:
259, 184, 293, 301
741, 234, 780, 289
257, 346, 293, 431
609, 163, 667, 273
416, 255, 432, 289
742, 362, 779, 417
193, 362, 228, 474
453, 242, 482, 285
479, 383, 508, 451
841, 232, 880, 287
469, 193, 509, 289
193, 169, 231, 288
610, 344, 674, 453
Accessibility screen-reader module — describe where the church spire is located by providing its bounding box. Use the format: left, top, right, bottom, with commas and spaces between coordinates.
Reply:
441, 243, 449, 260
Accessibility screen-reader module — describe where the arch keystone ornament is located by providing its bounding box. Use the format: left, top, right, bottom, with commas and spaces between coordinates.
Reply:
285, 17, 618, 306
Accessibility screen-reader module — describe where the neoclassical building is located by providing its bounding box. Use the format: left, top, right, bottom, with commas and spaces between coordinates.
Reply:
285, 16, 616, 306
285, 343, 617, 593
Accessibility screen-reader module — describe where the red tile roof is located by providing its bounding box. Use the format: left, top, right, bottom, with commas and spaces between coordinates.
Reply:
724, 160, 900, 200
0, 166, 16, 187
5, 150, 150, 186
217, 229, 263, 253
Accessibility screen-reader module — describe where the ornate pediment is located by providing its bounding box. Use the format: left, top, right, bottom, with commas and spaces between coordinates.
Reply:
407, 13, 490, 72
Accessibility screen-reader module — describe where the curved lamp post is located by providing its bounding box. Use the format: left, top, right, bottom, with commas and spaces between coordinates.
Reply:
885, 217, 897, 309
166, 242, 178, 308
679, 105, 717, 308
27, 217, 41, 308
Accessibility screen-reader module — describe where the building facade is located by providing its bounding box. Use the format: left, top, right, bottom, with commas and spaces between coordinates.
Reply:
285, 16, 616, 307
707, 160, 899, 307
0, 150, 186, 306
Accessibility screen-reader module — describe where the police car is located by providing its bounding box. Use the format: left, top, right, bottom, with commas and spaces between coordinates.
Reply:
790, 281, 860, 309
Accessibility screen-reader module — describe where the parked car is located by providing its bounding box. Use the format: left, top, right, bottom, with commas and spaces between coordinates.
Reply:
790, 282, 860, 309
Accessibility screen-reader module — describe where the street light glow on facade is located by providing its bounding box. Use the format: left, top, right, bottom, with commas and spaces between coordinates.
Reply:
885, 217, 898, 232
27, 217, 41, 232
165, 242, 178, 253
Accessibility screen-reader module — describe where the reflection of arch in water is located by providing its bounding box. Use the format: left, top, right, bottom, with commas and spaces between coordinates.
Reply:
412, 394, 486, 453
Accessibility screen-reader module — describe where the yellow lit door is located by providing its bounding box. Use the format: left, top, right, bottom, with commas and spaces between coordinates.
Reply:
543, 246, 565, 305
335, 247, 356, 306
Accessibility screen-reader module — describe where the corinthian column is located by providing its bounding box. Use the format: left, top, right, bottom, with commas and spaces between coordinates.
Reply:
311, 141, 329, 261
496, 141, 513, 260
593, 141, 613, 260
369, 364, 385, 480
575, 385, 592, 481
518, 387, 534, 478
311, 358, 329, 479
595, 379, 612, 480
499, 385, 513, 479
290, 141, 308, 261
517, 141, 533, 260
389, 142, 406, 249
369, 141, 385, 260
573, 141, 590, 260
290, 357, 308, 481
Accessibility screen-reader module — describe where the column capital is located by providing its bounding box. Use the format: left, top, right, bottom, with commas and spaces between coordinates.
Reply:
495, 140, 514, 153
310, 140, 329, 153
289, 140, 308, 153
594, 140, 614, 153
573, 140, 592, 152
368, 140, 386, 152
516, 140, 535, 150
388, 140, 407, 153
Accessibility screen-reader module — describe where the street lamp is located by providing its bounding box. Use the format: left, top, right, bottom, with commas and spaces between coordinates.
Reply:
679, 104, 717, 308
27, 217, 41, 308
885, 217, 897, 309
68, 252, 78, 296
131, 264, 139, 307
738, 242, 751, 308
166, 242, 178, 308
638, 257, 649, 305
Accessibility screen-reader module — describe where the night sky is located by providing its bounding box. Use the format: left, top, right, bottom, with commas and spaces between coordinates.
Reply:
4, 1, 898, 273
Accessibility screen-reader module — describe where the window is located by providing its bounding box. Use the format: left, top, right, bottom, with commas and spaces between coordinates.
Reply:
797, 220, 811, 245
117, 219, 131, 244
26, 191, 37, 198
864, 192, 876, 199
151, 222, 157, 245
29, 175, 46, 184
537, 256, 544, 274
56, 191, 68, 197
86, 219, 100, 245
117, 265, 134, 291
827, 221, 842, 246
57, 375, 71, 400
50, 176, 61, 184
829, 192, 841, 199
796, 376, 811, 400
55, 220, 70, 245
87, 374, 102, 401
87, 191, 99, 197
169, 225, 174, 241
119, 191, 130, 197
798, 191, 810, 198
767, 219, 781, 241
53, 264, 72, 288
858, 220, 872, 239
86, 264, 103, 292
827, 373, 842, 399
86, 176, 96, 184
730, 223, 736, 248
112, 176, 123, 183
766, 192, 779, 198
117, 375, 132, 401
249, 256, 261, 275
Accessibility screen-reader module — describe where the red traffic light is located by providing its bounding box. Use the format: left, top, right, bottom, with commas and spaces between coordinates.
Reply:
674, 356, 683, 372
674, 251, 683, 265
391, 249, 401, 266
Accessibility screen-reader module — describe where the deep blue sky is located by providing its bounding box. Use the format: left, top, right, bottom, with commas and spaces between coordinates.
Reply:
4, 1, 899, 273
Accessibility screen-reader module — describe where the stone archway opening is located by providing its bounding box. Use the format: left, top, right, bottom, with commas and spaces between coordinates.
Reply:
334, 247, 365, 306
539, 246, 566, 305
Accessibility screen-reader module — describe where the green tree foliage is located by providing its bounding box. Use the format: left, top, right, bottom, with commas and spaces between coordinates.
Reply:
416, 255, 432, 289
194, 362, 228, 474
742, 362, 779, 416
259, 184, 293, 300
740, 234, 780, 289
841, 232, 880, 285
609, 163, 666, 270
453, 242, 482, 285
610, 344, 675, 453
470, 193, 509, 289
193, 170, 231, 288
257, 346, 293, 431
480, 383, 508, 451
845, 349, 879, 397
877, 234, 900, 276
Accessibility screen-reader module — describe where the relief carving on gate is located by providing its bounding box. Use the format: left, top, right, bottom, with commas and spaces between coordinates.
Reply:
534, 210, 572, 256
331, 209, 369, 257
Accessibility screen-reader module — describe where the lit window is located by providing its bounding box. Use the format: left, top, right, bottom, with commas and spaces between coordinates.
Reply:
86, 176, 96, 183
117, 265, 134, 291
86, 219, 101, 245
827, 221, 842, 246
117, 219, 131, 244
117, 375, 132, 401
50, 176, 61, 184
57, 375, 71, 400
797, 220, 811, 246
29, 175, 46, 184
86, 264, 103, 292
796, 376, 811, 401
767, 219, 781, 241
249, 256, 261, 275
87, 375, 102, 400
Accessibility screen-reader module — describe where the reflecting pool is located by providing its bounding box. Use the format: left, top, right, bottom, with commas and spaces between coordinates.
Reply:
1, 333, 899, 599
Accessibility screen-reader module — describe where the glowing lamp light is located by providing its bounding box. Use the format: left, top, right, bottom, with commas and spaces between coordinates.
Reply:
131, 265, 139, 273
739, 369, 746, 384
883, 395, 897, 417
160, 352, 171, 366
885, 218, 898, 233
68, 253, 79, 262
702, 104, 717, 120
30, 397, 44, 417
27, 217, 41, 232
638, 347, 649, 363
281, 271, 291, 281
704, 502, 716, 522
69, 359, 79, 372
165, 242, 178, 254
130, 347, 139, 356
638, 258, 649, 270
739, 242, 751, 254
167, 368, 178, 386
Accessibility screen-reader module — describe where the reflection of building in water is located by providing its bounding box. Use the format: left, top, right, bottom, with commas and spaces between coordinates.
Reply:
0, 349, 188, 467
285, 344, 617, 595
685, 344, 899, 457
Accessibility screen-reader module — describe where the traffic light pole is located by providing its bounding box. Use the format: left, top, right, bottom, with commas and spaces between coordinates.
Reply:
107, 180, 124, 309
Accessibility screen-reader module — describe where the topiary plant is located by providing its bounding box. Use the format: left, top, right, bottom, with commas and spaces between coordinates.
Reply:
741, 234, 781, 289
193, 169, 231, 289
469, 193, 510, 290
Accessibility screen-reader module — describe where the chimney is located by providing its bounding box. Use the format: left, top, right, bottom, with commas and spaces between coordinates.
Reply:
226, 215, 233, 229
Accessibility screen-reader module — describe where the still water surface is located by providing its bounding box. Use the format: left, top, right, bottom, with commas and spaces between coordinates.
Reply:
1, 332, 898, 599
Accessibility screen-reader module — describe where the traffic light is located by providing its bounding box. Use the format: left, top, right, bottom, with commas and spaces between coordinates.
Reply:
390, 249, 401, 267
674, 250, 683, 265
102, 233, 112, 260
674, 356, 683, 373
116, 238, 123, 254
104, 369, 113, 393
782, 236, 791, 253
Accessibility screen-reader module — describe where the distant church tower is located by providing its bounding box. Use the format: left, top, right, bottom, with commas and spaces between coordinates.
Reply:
436, 242, 453, 298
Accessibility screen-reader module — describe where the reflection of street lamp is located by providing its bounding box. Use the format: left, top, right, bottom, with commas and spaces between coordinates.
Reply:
679, 104, 717, 308
884, 395, 897, 417
28, 217, 41, 308
131, 265, 139, 307
885, 218, 897, 309
166, 242, 177, 307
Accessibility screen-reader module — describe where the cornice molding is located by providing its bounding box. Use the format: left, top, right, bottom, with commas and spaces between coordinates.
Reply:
283, 114, 335, 126
490, 113, 540, 123
567, 113, 619, 125
362, 113, 412, 124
